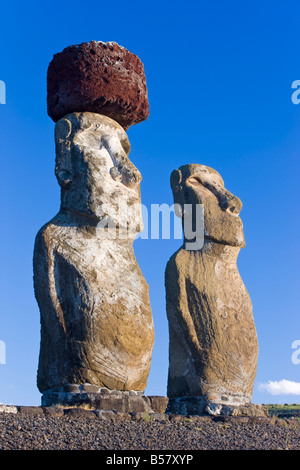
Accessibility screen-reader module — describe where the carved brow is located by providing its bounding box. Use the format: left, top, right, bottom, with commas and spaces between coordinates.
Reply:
188, 176, 221, 197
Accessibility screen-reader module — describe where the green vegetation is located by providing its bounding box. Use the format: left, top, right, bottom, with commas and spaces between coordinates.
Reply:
266, 404, 300, 416
142, 413, 153, 422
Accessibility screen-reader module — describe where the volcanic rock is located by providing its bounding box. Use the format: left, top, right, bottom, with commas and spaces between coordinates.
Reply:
47, 41, 149, 129
33, 112, 154, 393
165, 164, 258, 413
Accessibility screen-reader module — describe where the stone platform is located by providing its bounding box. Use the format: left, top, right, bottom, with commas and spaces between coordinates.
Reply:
41, 384, 169, 415
0, 389, 269, 420
0, 403, 274, 425
41, 386, 267, 418
167, 396, 269, 417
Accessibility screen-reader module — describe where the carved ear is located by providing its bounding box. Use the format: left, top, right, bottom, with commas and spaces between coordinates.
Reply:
55, 118, 72, 140
170, 169, 184, 217
170, 169, 182, 190
55, 118, 73, 188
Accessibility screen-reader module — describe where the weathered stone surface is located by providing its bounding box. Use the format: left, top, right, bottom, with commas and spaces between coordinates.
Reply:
0, 405, 18, 414
17, 406, 44, 416
47, 41, 149, 130
147, 396, 169, 414
230, 404, 269, 417
93, 410, 116, 420
165, 164, 258, 410
34, 112, 154, 394
167, 396, 207, 416
63, 408, 96, 419
63, 384, 80, 393
41, 386, 156, 413
81, 384, 100, 393
167, 398, 268, 418
42, 407, 64, 417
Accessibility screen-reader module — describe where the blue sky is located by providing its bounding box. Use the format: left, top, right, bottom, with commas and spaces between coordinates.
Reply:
0, 0, 299, 406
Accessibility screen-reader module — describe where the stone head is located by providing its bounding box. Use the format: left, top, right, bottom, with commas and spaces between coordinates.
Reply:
55, 112, 143, 237
170, 164, 245, 247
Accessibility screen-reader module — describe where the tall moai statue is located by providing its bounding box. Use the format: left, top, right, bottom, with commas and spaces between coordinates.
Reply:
165, 164, 259, 416
33, 42, 156, 411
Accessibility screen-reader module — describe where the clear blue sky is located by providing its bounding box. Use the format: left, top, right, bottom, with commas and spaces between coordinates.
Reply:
0, 0, 299, 406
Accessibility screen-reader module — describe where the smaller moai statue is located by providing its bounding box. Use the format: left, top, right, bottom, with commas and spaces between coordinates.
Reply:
165, 164, 259, 415
32, 42, 165, 413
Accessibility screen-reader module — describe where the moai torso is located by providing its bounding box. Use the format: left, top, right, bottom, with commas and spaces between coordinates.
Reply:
165, 164, 258, 408
34, 112, 154, 393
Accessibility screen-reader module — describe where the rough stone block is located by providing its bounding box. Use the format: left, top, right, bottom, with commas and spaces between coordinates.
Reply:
147, 396, 169, 414
17, 406, 44, 416
47, 41, 149, 130
42, 407, 64, 417
63, 408, 96, 419
81, 384, 100, 393
63, 384, 80, 393
0, 405, 18, 414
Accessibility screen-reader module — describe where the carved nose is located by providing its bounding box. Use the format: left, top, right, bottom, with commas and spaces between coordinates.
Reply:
102, 135, 142, 189
220, 190, 242, 215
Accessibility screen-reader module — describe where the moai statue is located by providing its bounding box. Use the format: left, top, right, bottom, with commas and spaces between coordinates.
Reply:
33, 42, 159, 412
165, 164, 259, 415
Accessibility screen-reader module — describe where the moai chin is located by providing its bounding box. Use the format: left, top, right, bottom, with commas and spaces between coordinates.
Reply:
33, 42, 156, 409
165, 164, 258, 415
